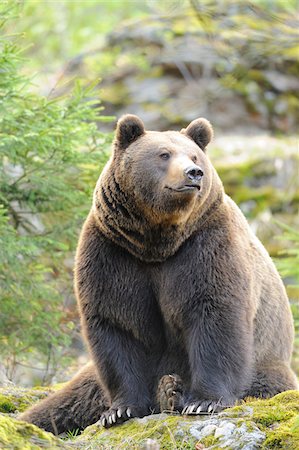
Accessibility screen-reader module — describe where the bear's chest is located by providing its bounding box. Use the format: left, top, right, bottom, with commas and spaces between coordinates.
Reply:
150, 236, 210, 330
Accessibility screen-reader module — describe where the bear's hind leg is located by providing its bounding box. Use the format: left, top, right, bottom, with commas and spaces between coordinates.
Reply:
245, 362, 298, 399
19, 363, 109, 434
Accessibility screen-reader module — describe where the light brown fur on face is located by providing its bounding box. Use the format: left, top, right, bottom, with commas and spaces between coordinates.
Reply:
92, 121, 221, 262
20, 114, 297, 434
118, 131, 211, 226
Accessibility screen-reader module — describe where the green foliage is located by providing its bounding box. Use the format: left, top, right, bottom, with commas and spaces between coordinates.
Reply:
275, 222, 299, 374
0, 2, 111, 381
276, 223, 299, 285
64, 429, 81, 440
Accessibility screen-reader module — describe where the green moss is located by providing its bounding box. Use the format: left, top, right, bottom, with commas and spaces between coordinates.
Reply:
77, 414, 199, 450
200, 434, 219, 448
263, 414, 299, 449
0, 415, 68, 449
0, 386, 53, 414
0, 394, 17, 413
228, 390, 299, 450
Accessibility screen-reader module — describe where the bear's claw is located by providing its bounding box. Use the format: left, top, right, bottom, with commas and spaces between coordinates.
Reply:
99, 406, 143, 428
100, 407, 130, 428
182, 399, 226, 415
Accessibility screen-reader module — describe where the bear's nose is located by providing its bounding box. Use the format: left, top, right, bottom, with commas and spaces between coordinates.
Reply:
184, 165, 204, 181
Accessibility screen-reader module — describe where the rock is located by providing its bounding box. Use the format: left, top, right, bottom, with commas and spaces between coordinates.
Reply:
0, 386, 298, 449
188, 417, 264, 449
208, 134, 299, 253
199, 424, 217, 437
94, 15, 299, 134
263, 71, 299, 93
214, 420, 236, 438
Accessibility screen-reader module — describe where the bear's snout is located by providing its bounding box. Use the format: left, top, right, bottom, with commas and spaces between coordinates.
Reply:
184, 165, 204, 182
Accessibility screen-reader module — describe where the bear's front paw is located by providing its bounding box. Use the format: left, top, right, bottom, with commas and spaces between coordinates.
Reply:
99, 405, 148, 428
182, 398, 231, 415
157, 374, 184, 413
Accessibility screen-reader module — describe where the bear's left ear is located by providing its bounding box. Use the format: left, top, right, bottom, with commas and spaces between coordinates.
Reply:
116, 114, 145, 149
182, 118, 213, 152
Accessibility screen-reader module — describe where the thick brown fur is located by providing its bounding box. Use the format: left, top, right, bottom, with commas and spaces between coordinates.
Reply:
20, 115, 298, 434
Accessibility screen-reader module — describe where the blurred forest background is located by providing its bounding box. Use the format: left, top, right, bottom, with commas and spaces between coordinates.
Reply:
0, 0, 298, 386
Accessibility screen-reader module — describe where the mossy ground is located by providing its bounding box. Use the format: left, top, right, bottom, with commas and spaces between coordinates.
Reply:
0, 387, 298, 449
229, 391, 299, 449
0, 386, 54, 415
0, 415, 69, 449
77, 414, 199, 449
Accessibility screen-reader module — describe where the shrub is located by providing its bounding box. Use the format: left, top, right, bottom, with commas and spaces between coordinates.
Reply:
0, 2, 111, 382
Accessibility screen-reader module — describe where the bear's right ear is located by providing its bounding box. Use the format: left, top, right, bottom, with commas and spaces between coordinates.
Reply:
115, 114, 145, 150
182, 118, 213, 152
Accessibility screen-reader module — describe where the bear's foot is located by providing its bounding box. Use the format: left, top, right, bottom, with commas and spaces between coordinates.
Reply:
157, 374, 184, 413
182, 398, 230, 415
99, 405, 149, 428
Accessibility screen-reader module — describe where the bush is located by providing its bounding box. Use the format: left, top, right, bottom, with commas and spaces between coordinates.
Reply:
0, 2, 111, 382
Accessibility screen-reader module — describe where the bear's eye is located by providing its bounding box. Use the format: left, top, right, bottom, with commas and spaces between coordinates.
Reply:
159, 153, 170, 160
192, 155, 198, 163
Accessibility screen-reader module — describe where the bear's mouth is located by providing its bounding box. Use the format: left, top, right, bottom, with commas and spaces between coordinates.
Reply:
166, 184, 201, 193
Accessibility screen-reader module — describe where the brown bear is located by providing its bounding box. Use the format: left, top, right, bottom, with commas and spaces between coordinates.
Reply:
20, 115, 298, 434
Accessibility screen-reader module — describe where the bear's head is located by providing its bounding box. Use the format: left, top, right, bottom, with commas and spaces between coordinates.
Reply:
94, 114, 223, 261
111, 114, 216, 222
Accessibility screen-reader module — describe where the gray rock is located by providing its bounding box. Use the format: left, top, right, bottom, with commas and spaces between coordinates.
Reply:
263, 70, 299, 92
179, 415, 265, 449
200, 424, 217, 437
214, 420, 236, 438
